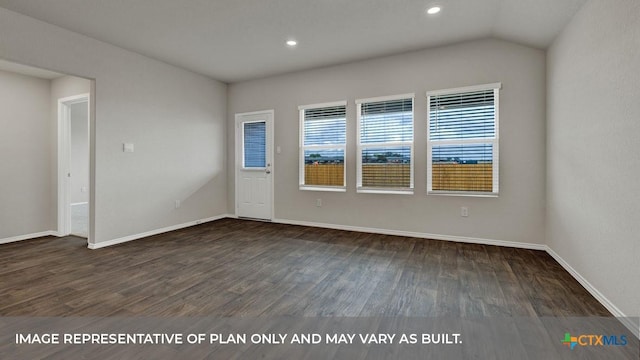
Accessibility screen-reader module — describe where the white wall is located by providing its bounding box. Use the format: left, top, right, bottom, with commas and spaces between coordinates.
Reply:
228, 38, 547, 246
0, 8, 228, 245
0, 69, 52, 239
51, 75, 90, 101
70, 101, 89, 204
547, 0, 640, 319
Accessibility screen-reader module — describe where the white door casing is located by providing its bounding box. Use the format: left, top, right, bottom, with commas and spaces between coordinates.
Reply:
57, 94, 90, 237
235, 110, 274, 220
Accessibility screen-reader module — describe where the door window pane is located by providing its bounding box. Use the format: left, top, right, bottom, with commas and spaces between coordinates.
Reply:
243, 121, 266, 168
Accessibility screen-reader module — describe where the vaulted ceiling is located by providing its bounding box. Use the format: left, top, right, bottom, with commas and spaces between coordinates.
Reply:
0, 0, 587, 82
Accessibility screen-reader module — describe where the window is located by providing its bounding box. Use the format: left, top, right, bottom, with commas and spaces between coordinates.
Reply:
356, 94, 414, 194
299, 101, 347, 191
427, 83, 501, 196
243, 121, 266, 168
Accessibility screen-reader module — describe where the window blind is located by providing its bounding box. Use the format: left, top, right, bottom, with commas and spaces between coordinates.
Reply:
429, 90, 495, 141
243, 121, 266, 168
361, 99, 413, 144
428, 84, 499, 194
357, 95, 414, 192
300, 103, 346, 189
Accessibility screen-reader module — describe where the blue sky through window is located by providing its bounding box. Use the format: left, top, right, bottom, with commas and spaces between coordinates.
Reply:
304, 116, 346, 162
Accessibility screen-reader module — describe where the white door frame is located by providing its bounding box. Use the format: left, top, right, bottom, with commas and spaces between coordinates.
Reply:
234, 109, 274, 220
57, 93, 90, 237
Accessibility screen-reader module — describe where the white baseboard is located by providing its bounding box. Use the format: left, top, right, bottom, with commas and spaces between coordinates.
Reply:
0, 231, 59, 245
546, 246, 639, 338
271, 217, 547, 251
87, 214, 229, 249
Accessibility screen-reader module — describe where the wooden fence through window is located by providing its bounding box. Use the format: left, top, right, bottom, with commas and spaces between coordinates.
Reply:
304, 163, 492, 191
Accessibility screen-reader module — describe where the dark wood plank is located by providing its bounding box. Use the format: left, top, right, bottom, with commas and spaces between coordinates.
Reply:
0, 218, 611, 318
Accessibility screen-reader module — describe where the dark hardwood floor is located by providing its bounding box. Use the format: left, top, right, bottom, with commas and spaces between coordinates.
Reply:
0, 218, 611, 317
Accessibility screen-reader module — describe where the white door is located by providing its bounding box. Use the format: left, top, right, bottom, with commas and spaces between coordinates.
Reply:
235, 110, 273, 220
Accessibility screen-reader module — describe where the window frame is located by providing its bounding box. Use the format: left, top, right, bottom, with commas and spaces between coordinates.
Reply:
426, 83, 501, 197
298, 100, 348, 192
355, 93, 415, 195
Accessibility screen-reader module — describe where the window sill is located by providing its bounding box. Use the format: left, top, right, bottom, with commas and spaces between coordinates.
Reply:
357, 188, 414, 195
299, 186, 346, 192
428, 191, 499, 198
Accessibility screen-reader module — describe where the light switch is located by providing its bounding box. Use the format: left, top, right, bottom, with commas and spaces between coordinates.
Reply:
276, 146, 281, 154
123, 143, 134, 153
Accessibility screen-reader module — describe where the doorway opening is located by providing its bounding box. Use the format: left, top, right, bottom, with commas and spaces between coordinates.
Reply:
0, 59, 94, 246
58, 94, 90, 238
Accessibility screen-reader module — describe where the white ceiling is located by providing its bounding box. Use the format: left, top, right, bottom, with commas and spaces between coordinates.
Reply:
0, 0, 587, 83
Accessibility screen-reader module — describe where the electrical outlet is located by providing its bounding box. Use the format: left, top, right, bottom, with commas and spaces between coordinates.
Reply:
175, 200, 181, 209
81, 186, 87, 193
316, 199, 322, 207
461, 206, 469, 217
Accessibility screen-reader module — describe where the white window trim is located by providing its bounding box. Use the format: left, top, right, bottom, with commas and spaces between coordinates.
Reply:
299, 100, 347, 192
242, 120, 268, 170
299, 185, 346, 192
427, 83, 501, 196
426, 82, 502, 97
355, 93, 415, 194
355, 93, 416, 105
298, 100, 347, 111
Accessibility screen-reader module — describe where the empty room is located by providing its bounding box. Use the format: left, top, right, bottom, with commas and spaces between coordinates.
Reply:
0, 0, 638, 358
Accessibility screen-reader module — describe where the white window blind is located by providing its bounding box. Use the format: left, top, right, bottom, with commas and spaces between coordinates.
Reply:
356, 94, 414, 193
427, 83, 500, 195
299, 101, 347, 191
243, 121, 266, 168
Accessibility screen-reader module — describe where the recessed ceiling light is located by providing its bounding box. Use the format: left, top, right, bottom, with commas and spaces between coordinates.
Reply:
286, 40, 297, 47
427, 6, 441, 15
